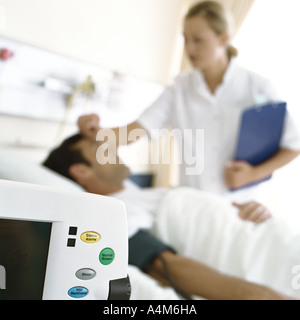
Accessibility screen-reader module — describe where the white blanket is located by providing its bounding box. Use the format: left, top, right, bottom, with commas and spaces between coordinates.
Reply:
153, 187, 300, 299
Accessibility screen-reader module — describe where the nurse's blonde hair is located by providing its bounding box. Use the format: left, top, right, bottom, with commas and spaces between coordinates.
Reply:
185, 1, 238, 58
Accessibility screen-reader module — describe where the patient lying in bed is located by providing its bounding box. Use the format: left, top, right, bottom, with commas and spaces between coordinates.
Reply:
40, 130, 300, 300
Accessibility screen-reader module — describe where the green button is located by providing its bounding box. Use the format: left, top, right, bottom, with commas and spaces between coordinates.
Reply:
99, 248, 115, 265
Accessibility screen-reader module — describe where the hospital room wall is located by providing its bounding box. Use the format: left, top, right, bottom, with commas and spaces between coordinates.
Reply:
0, 0, 185, 85
0, 0, 187, 182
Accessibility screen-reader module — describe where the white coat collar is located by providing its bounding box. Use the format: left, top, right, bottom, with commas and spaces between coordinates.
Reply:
191, 58, 237, 100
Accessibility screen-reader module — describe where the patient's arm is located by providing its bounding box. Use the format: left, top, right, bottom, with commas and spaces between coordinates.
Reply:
233, 201, 272, 224
148, 251, 293, 300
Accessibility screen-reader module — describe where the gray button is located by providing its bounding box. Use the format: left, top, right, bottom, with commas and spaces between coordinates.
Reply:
76, 268, 96, 280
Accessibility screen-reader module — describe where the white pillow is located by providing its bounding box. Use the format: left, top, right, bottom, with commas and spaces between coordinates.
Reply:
0, 147, 84, 192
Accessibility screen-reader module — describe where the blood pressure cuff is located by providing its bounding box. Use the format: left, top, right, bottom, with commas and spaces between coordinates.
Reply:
128, 230, 176, 271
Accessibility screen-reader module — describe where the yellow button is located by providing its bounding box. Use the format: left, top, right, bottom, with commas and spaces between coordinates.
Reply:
80, 232, 101, 244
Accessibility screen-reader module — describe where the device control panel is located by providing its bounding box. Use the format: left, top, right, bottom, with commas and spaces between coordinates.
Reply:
0, 180, 131, 300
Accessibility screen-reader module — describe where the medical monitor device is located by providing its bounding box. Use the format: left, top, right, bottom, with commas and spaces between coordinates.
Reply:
0, 179, 131, 300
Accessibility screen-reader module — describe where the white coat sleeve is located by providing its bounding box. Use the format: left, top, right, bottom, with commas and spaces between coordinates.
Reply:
280, 111, 300, 151
138, 86, 174, 134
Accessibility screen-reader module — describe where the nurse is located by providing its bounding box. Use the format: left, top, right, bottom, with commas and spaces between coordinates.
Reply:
79, 1, 300, 198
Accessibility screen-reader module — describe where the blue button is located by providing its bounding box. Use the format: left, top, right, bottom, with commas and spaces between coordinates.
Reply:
68, 286, 89, 299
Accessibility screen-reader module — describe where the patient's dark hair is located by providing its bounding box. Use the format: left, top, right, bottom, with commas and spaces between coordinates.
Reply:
43, 134, 91, 181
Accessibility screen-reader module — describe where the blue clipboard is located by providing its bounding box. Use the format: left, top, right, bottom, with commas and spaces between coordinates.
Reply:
233, 101, 287, 190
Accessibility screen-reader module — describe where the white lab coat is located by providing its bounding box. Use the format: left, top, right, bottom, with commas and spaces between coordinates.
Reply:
138, 59, 300, 199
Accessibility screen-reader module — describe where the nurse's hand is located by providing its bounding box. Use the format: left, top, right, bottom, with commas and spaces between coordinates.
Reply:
233, 201, 272, 224
78, 114, 101, 140
224, 161, 257, 190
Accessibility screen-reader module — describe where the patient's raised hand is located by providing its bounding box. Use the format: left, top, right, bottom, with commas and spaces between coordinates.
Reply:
78, 114, 101, 140
233, 201, 272, 224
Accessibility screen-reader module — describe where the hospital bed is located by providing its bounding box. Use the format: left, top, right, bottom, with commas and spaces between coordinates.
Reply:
1, 147, 300, 300
0, 147, 182, 300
